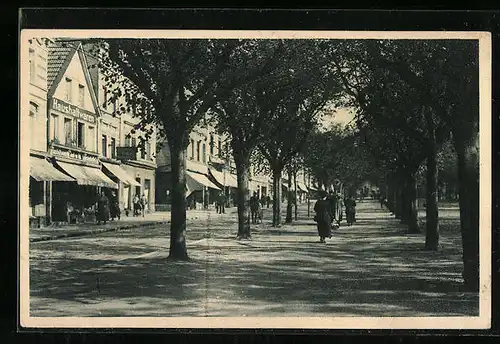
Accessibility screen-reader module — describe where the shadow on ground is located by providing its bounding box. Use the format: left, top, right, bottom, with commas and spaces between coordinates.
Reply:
29, 201, 477, 317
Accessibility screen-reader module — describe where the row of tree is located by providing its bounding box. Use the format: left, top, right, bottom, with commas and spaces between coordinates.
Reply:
81, 38, 479, 292
301, 40, 480, 291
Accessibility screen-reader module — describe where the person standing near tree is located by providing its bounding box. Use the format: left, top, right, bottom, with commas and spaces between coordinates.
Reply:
109, 191, 120, 221
314, 190, 332, 243
96, 191, 110, 225
327, 189, 337, 227
344, 195, 357, 226
250, 191, 259, 224
217, 191, 226, 214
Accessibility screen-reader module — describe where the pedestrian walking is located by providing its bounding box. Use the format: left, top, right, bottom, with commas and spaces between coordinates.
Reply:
141, 194, 147, 217
344, 196, 357, 226
326, 190, 338, 227
217, 191, 226, 214
250, 191, 260, 224
133, 194, 141, 216
109, 191, 121, 221
96, 191, 110, 225
313, 190, 332, 243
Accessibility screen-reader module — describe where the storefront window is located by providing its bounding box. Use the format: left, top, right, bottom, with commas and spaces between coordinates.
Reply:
29, 177, 44, 207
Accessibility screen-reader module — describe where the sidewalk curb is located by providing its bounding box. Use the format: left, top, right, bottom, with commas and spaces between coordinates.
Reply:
30, 221, 169, 243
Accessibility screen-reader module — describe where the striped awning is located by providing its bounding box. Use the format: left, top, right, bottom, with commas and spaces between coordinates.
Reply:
186, 171, 221, 193
102, 162, 140, 187
55, 160, 118, 189
30, 157, 75, 182
208, 168, 238, 188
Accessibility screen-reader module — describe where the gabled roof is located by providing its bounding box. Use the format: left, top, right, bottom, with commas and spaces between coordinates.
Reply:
46, 40, 101, 117
47, 41, 74, 92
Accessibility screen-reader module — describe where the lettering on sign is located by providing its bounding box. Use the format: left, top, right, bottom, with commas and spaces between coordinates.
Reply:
51, 146, 99, 163
50, 98, 96, 123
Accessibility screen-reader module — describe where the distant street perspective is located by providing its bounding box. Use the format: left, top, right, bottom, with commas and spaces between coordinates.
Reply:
25, 35, 482, 319
30, 200, 476, 317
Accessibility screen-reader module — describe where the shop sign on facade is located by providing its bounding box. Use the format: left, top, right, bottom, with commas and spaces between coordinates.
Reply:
50, 98, 96, 124
51, 145, 99, 164
116, 146, 137, 161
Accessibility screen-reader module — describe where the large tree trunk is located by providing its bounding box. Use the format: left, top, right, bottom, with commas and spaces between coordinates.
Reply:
285, 170, 293, 223
425, 149, 440, 249
294, 171, 298, 221
272, 168, 282, 227
455, 138, 480, 292
168, 144, 189, 260
406, 172, 420, 234
234, 152, 251, 239
394, 182, 403, 220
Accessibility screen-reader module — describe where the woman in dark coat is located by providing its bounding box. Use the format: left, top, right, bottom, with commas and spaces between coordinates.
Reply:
314, 190, 332, 243
109, 191, 121, 221
96, 191, 110, 225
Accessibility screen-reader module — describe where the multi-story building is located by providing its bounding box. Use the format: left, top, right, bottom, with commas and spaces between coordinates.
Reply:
156, 124, 230, 210
84, 42, 157, 213
155, 121, 273, 210
27, 37, 76, 227
27, 38, 158, 226
44, 40, 118, 223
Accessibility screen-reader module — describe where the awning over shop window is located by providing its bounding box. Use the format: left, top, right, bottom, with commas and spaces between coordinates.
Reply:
29, 156, 75, 182
55, 160, 118, 189
208, 168, 238, 188
102, 162, 140, 187
187, 160, 209, 174
186, 171, 221, 196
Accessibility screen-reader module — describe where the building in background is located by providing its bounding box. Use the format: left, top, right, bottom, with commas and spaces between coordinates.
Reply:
83, 42, 157, 214
45, 40, 118, 223
156, 125, 229, 210
27, 37, 77, 227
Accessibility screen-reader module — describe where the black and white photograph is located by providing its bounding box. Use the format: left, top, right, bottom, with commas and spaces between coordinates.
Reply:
19, 29, 491, 329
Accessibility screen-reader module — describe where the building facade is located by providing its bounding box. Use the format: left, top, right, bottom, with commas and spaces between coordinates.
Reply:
155, 122, 273, 210
27, 38, 158, 227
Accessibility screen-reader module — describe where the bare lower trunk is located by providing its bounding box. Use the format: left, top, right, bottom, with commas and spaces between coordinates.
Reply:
406, 172, 420, 234
456, 139, 479, 291
293, 171, 298, 221
425, 148, 439, 250
168, 145, 189, 260
235, 153, 251, 239
286, 170, 293, 223
272, 169, 282, 227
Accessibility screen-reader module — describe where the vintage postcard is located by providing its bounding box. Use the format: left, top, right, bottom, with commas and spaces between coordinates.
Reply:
19, 29, 492, 329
